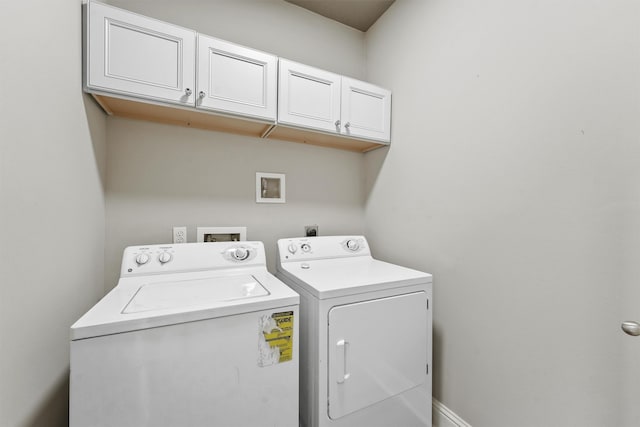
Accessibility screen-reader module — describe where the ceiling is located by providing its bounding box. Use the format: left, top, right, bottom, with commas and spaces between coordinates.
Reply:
284, 0, 395, 32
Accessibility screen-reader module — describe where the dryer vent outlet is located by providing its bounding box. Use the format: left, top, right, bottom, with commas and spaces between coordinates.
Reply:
305, 225, 318, 237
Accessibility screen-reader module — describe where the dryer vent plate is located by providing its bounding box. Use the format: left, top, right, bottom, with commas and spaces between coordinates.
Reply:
305, 225, 318, 237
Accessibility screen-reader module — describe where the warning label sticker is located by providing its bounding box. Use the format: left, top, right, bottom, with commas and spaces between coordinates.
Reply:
258, 311, 294, 367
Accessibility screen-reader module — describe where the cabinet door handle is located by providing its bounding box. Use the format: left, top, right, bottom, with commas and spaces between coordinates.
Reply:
185, 88, 192, 96
199, 91, 206, 99
335, 120, 341, 128
344, 122, 351, 130
622, 321, 640, 336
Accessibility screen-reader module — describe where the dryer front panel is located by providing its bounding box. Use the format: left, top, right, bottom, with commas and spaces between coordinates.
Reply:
327, 291, 428, 420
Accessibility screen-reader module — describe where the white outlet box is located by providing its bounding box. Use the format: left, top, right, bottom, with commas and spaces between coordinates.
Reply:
173, 227, 187, 244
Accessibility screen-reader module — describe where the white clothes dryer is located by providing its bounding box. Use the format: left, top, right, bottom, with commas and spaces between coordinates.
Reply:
276, 236, 433, 427
70, 241, 299, 427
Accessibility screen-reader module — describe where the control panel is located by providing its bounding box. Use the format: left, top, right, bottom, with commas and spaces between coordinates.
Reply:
278, 236, 370, 262
121, 242, 265, 277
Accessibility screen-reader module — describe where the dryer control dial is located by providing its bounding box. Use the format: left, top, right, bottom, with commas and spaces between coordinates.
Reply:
345, 239, 360, 251
158, 251, 172, 264
135, 253, 150, 265
301, 243, 311, 253
232, 247, 250, 261
287, 243, 298, 254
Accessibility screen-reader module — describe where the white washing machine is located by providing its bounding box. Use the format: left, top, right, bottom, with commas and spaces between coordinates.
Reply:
276, 235, 433, 427
70, 241, 299, 427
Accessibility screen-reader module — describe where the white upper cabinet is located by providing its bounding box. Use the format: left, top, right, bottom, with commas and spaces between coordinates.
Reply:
278, 59, 342, 134
84, 1, 196, 106
196, 36, 277, 121
278, 59, 391, 143
83, 2, 391, 151
341, 77, 391, 142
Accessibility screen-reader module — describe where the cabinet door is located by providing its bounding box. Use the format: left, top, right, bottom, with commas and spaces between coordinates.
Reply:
278, 59, 341, 133
327, 292, 427, 420
85, 1, 196, 106
341, 77, 391, 142
196, 36, 277, 121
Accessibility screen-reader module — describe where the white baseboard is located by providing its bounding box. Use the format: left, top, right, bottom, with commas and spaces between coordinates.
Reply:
433, 398, 472, 427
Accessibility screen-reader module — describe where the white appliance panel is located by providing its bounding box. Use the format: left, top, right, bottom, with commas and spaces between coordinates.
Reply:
71, 305, 299, 427
71, 242, 299, 427
277, 236, 371, 262
275, 236, 432, 427
327, 292, 427, 419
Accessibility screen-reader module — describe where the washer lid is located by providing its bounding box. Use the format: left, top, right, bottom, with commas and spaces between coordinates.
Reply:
123, 275, 269, 314
70, 271, 299, 341
277, 257, 432, 299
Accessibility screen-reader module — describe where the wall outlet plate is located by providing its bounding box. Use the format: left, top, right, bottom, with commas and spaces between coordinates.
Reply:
173, 226, 187, 244
305, 225, 318, 237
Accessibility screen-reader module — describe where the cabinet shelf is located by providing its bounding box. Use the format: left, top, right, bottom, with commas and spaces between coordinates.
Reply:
93, 93, 387, 152
93, 94, 274, 139
266, 125, 386, 153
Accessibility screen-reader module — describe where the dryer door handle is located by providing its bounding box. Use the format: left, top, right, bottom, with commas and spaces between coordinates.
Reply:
336, 339, 351, 384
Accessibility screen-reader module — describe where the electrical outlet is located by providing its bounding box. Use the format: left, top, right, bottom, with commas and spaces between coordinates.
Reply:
173, 226, 187, 244
305, 225, 318, 237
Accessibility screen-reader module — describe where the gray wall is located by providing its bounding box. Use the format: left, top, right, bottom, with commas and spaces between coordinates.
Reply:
0, 1, 107, 426
364, 0, 640, 426
105, 119, 365, 286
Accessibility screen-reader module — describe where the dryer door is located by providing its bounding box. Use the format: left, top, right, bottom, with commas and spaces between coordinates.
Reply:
327, 291, 428, 419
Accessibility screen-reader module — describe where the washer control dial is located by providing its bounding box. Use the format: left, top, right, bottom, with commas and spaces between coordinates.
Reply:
233, 247, 250, 261
301, 243, 311, 253
135, 253, 150, 265
287, 243, 298, 254
345, 239, 360, 251
158, 251, 172, 264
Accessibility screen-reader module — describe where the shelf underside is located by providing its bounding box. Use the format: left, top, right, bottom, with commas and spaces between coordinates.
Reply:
93, 94, 387, 153
267, 126, 384, 152
93, 95, 273, 138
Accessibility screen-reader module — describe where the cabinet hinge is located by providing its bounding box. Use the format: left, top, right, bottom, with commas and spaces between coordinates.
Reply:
426, 364, 429, 375
427, 299, 429, 310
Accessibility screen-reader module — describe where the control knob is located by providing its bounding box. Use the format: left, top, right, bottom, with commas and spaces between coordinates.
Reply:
345, 239, 360, 251
287, 243, 298, 254
301, 243, 311, 253
158, 252, 172, 264
135, 253, 150, 265
233, 247, 250, 261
